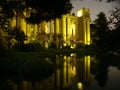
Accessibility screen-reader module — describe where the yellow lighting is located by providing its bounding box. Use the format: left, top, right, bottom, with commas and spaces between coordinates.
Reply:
70, 53, 75, 57
77, 10, 83, 17
71, 66, 76, 76
77, 82, 83, 90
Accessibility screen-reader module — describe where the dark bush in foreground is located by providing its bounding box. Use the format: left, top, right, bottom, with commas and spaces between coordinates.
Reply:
0, 53, 54, 80
13, 42, 43, 52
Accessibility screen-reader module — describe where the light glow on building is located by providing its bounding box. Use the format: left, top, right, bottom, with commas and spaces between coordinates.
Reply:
77, 10, 83, 17
10, 8, 91, 47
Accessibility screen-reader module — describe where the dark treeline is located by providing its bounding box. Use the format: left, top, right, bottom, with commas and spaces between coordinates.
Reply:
90, 5, 120, 54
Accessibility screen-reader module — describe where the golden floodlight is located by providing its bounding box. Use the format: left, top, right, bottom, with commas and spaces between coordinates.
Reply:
77, 10, 83, 17
77, 82, 83, 90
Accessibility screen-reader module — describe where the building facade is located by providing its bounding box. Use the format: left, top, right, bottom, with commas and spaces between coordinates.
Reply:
11, 8, 91, 48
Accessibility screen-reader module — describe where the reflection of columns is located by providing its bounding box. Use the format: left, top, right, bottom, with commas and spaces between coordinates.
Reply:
50, 20, 54, 34
21, 80, 33, 90
86, 20, 90, 45
22, 80, 27, 90
55, 18, 59, 34
27, 81, 32, 90
83, 20, 87, 44
87, 56, 90, 81
62, 15, 66, 42
35, 82, 39, 90
84, 56, 90, 81
77, 58, 84, 82
56, 69, 60, 87
12, 83, 17, 90
63, 56, 67, 86
84, 56, 87, 81
76, 56, 91, 90
68, 56, 71, 85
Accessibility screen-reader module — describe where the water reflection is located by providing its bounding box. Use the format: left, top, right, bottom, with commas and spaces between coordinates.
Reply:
54, 54, 91, 90
0, 54, 91, 90
1, 54, 120, 90
90, 54, 120, 90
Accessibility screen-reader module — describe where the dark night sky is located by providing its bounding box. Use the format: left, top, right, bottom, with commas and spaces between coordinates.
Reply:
70, 0, 114, 21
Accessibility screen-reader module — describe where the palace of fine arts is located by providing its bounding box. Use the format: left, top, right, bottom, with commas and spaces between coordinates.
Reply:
10, 7, 91, 48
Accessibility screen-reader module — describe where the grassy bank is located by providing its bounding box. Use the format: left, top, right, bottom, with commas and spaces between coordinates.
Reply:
0, 49, 55, 80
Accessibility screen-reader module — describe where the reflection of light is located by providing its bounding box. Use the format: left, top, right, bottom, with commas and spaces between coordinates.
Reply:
31, 28, 34, 31
70, 46, 74, 49
84, 55, 91, 80
77, 10, 83, 17
45, 24, 48, 33
63, 56, 67, 60
63, 42, 67, 47
77, 82, 83, 90
70, 53, 74, 56
71, 66, 76, 76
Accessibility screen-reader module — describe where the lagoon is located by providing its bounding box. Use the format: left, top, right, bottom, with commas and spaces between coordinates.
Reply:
0, 53, 120, 90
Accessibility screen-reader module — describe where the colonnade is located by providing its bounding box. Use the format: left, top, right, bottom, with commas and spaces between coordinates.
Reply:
48, 8, 91, 45
10, 8, 91, 46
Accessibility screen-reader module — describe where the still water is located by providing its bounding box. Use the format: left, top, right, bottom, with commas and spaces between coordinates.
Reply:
0, 54, 120, 90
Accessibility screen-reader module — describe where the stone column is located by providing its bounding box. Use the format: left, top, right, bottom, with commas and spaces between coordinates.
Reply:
45, 22, 48, 33
67, 18, 71, 45
86, 20, 90, 45
34, 24, 38, 36
41, 21, 45, 32
78, 19, 83, 43
55, 18, 59, 34
50, 20, 54, 34
83, 20, 87, 44
84, 56, 90, 81
62, 15, 67, 45
75, 22, 79, 40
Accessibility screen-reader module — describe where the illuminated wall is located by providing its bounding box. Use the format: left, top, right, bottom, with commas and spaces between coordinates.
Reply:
49, 8, 91, 46
11, 8, 91, 45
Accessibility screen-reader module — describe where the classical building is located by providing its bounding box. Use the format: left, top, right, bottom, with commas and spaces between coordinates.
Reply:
11, 7, 91, 48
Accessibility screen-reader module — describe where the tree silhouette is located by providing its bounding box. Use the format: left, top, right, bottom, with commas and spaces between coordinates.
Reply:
0, 0, 73, 49
25, 0, 73, 24
90, 12, 110, 53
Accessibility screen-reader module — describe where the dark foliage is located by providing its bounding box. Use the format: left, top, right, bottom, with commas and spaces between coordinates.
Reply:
25, 0, 73, 23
